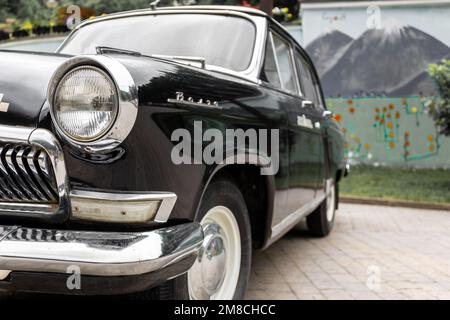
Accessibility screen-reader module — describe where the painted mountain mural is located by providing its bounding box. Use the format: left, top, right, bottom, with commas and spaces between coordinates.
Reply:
307, 22, 450, 97
305, 30, 353, 75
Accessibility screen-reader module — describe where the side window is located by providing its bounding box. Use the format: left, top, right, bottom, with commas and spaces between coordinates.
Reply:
262, 31, 298, 94
272, 33, 297, 93
294, 51, 320, 107
263, 34, 281, 88
314, 84, 325, 109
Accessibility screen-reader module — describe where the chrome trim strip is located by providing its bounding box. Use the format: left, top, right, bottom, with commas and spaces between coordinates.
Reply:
70, 189, 177, 223
265, 193, 326, 248
153, 193, 178, 223
70, 189, 176, 202
0, 270, 11, 280
47, 55, 139, 154
289, 39, 302, 96
0, 202, 57, 212
0, 223, 203, 276
0, 125, 70, 222
29, 128, 70, 220
269, 32, 283, 87
0, 126, 34, 144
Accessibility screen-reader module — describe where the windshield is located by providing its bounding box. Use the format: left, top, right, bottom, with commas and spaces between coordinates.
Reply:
59, 14, 256, 72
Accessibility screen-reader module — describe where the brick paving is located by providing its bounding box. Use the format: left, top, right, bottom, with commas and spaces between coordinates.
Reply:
246, 203, 450, 300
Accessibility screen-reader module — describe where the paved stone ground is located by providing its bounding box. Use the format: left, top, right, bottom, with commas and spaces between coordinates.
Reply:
246, 203, 450, 300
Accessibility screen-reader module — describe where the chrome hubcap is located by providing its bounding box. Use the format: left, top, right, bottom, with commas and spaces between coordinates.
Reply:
194, 224, 227, 296
188, 206, 241, 300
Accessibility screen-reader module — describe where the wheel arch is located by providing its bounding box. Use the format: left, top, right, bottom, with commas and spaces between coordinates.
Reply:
195, 160, 275, 250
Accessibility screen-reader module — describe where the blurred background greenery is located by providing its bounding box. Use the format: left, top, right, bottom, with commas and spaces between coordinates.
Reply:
0, 0, 300, 32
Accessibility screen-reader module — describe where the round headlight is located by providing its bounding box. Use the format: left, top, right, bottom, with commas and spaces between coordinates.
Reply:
53, 66, 118, 142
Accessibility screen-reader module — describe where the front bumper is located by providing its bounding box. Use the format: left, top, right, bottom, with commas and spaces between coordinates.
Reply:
0, 222, 203, 294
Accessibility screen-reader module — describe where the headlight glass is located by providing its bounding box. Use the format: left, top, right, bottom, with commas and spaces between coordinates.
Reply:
53, 66, 118, 142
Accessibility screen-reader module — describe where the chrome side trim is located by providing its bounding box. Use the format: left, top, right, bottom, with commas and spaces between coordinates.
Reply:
0, 270, 10, 280
69, 189, 177, 223
0, 126, 34, 144
265, 193, 326, 248
0, 222, 203, 276
0, 126, 69, 222
47, 55, 139, 154
153, 193, 178, 223
29, 128, 70, 220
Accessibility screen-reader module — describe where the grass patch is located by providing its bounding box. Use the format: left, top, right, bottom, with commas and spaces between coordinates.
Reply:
340, 165, 450, 204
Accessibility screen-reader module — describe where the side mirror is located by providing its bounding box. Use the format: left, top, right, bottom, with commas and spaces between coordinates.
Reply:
301, 100, 314, 108
323, 110, 333, 118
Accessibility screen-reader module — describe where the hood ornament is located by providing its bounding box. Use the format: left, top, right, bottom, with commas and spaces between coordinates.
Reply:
0, 94, 9, 113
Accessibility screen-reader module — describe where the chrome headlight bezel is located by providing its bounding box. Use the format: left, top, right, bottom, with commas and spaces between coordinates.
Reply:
47, 55, 138, 154
52, 65, 119, 143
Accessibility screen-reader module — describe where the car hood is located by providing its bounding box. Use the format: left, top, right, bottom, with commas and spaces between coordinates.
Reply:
0, 51, 70, 127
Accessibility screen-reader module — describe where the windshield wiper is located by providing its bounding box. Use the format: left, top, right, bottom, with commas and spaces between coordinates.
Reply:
95, 47, 206, 69
150, 54, 206, 69
96, 46, 142, 57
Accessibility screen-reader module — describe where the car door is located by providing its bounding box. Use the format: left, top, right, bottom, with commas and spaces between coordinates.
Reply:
293, 49, 326, 197
263, 30, 320, 216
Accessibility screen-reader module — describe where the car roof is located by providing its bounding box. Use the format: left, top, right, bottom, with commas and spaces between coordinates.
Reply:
156, 5, 270, 17
76, 5, 277, 31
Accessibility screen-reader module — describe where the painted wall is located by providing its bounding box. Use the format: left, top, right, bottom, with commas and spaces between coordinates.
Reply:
299, 1, 450, 167
302, 2, 450, 47
327, 96, 450, 168
302, 1, 450, 97
285, 25, 304, 46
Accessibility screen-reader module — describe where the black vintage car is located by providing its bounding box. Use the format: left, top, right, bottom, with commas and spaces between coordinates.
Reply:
0, 6, 346, 299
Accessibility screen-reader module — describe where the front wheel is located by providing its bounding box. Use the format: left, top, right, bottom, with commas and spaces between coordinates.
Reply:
156, 179, 252, 300
307, 179, 337, 237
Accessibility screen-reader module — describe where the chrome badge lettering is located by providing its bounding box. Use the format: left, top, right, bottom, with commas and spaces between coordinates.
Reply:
168, 92, 220, 108
0, 94, 9, 112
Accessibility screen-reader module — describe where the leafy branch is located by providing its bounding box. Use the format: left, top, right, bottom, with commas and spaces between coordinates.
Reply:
426, 59, 450, 136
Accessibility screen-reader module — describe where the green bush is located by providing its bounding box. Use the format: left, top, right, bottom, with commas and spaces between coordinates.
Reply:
427, 59, 450, 136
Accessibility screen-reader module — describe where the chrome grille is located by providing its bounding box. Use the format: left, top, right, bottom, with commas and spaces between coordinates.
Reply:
0, 144, 58, 203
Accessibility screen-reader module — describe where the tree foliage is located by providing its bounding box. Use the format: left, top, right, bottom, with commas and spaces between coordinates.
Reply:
1, 0, 153, 25
58, 0, 151, 14
0, 0, 13, 21
427, 59, 450, 137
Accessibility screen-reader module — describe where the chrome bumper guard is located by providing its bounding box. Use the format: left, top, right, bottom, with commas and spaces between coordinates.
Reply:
0, 222, 203, 277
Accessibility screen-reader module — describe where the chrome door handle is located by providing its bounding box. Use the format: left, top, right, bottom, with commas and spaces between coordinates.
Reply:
323, 110, 333, 118
301, 100, 314, 108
